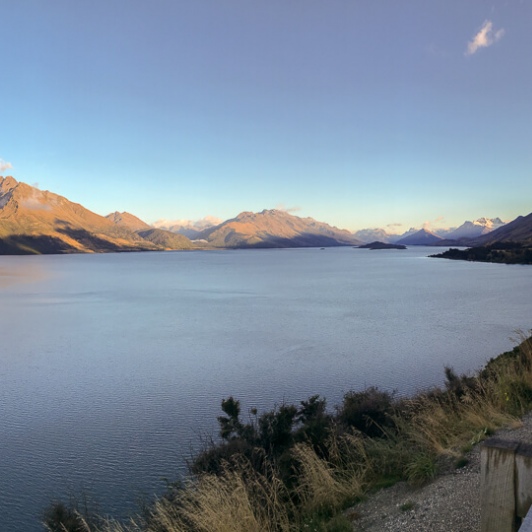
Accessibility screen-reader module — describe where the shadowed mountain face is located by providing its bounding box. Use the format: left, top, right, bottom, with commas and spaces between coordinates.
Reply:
0, 176, 190, 254
196, 209, 362, 248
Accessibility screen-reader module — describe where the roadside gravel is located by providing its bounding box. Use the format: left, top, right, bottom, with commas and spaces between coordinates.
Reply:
350, 413, 532, 531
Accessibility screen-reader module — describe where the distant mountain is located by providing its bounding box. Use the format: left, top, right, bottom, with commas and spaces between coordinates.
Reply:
472, 213, 532, 246
353, 228, 394, 244
431, 213, 532, 265
106, 211, 194, 249
395, 228, 443, 246
136, 228, 194, 249
105, 211, 151, 232
388, 227, 419, 243
0, 176, 191, 254
153, 216, 221, 239
197, 209, 363, 248
445, 217, 506, 240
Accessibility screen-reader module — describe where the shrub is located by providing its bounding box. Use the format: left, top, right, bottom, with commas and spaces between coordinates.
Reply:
337, 387, 394, 437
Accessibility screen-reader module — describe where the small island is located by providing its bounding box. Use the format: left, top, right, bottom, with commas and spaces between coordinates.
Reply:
358, 241, 407, 250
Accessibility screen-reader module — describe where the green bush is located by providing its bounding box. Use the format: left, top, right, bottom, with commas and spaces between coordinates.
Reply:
337, 387, 394, 437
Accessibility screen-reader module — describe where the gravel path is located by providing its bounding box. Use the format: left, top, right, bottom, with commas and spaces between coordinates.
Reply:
350, 414, 532, 531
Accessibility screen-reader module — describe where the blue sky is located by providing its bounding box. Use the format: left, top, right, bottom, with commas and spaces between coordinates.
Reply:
1, 1, 531, 232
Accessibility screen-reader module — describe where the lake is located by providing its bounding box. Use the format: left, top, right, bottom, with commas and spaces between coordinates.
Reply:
1, 247, 531, 531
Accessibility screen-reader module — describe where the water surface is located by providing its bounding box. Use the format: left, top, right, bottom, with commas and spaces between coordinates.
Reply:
0, 247, 530, 530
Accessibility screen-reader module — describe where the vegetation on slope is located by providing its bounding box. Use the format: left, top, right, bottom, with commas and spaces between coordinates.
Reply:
44, 334, 532, 532
431, 242, 532, 265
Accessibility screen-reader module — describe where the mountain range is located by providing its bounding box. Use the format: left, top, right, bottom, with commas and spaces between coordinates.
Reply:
0, 176, 192, 254
1, 175, 531, 255
353, 218, 507, 245
472, 213, 532, 246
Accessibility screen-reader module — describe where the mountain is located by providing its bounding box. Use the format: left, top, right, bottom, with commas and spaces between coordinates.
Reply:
353, 228, 394, 244
395, 228, 443, 246
105, 211, 151, 232
445, 217, 506, 240
196, 209, 363, 248
388, 227, 419, 243
153, 216, 222, 239
0, 176, 190, 254
472, 213, 532, 246
136, 228, 194, 249
106, 211, 194, 249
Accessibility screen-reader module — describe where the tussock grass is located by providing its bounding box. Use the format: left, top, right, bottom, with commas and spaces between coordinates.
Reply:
145, 462, 294, 532
45, 333, 532, 532
292, 441, 365, 515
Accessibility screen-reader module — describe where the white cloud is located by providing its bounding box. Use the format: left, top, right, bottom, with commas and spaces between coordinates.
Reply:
0, 158, 13, 173
465, 20, 505, 56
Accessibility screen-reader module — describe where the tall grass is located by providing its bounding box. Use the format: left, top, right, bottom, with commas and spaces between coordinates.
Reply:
46, 334, 532, 532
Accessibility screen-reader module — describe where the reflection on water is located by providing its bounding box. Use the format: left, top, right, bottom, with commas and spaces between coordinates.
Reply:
0, 248, 531, 531
0, 260, 46, 287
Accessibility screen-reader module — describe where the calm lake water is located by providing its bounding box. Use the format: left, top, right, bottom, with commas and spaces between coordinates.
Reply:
1, 247, 531, 530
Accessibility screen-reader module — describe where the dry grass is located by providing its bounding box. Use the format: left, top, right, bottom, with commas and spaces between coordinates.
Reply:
292, 441, 366, 515
145, 462, 294, 532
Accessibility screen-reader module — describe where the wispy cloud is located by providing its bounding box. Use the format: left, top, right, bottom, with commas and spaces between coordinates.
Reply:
422, 216, 446, 230
21, 189, 51, 211
275, 203, 301, 214
465, 20, 505, 56
0, 158, 13, 173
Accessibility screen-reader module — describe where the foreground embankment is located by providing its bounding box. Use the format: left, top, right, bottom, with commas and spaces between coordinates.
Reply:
44, 334, 532, 532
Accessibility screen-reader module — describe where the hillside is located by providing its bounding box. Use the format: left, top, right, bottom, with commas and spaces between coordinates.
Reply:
196, 209, 362, 248
136, 228, 194, 249
0, 176, 162, 254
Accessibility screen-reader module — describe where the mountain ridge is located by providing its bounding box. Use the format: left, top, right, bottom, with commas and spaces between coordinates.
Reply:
196, 209, 363, 248
0, 177, 191, 254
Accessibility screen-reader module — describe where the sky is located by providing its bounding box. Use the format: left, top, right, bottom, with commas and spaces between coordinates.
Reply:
1, 1, 531, 233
